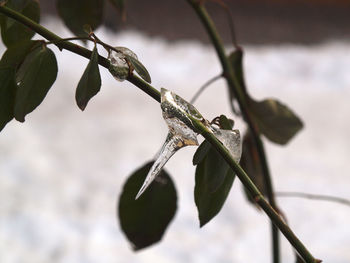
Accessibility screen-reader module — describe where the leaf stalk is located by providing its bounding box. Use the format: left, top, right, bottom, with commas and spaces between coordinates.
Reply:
0, 4, 320, 262
186, 1, 282, 262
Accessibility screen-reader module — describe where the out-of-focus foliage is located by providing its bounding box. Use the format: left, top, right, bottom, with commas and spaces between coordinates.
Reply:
118, 162, 177, 250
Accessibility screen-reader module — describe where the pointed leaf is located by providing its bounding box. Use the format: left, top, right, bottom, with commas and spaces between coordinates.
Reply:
57, 0, 104, 37
240, 131, 266, 207
0, 40, 40, 68
0, 40, 40, 131
218, 114, 234, 130
118, 161, 177, 250
249, 98, 303, 145
228, 49, 303, 144
227, 49, 248, 115
14, 45, 58, 122
75, 46, 101, 111
203, 141, 230, 192
0, 0, 40, 47
0, 67, 16, 131
228, 48, 247, 95
125, 54, 151, 83
192, 139, 211, 165
194, 140, 236, 227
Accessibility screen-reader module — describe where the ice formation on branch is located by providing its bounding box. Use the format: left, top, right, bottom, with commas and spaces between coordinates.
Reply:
135, 88, 242, 199
108, 47, 137, 81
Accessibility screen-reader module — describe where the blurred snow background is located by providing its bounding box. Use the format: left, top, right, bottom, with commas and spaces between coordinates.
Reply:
1, 18, 350, 263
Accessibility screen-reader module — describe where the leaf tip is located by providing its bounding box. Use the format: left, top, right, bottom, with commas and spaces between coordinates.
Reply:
76, 100, 87, 111
14, 115, 25, 123
199, 218, 209, 228
144, 73, 151, 84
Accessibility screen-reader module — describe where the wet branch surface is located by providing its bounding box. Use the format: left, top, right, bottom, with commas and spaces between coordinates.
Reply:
0, 4, 321, 263
185, 0, 282, 262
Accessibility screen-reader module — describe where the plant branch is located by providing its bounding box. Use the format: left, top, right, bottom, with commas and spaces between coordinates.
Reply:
189, 118, 321, 263
0, 5, 160, 103
0, 5, 320, 263
186, 1, 281, 262
45, 36, 91, 45
190, 74, 222, 103
207, 0, 238, 48
277, 192, 350, 207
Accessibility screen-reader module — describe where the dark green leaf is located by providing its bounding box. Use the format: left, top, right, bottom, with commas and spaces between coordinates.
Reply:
0, 67, 16, 131
125, 54, 151, 83
0, 0, 40, 47
118, 161, 177, 250
75, 46, 101, 111
57, 0, 104, 37
228, 48, 247, 95
228, 49, 303, 144
240, 131, 266, 207
249, 98, 303, 145
218, 114, 234, 130
0, 40, 40, 130
194, 140, 236, 227
227, 48, 249, 113
14, 45, 58, 122
0, 40, 39, 68
192, 139, 211, 165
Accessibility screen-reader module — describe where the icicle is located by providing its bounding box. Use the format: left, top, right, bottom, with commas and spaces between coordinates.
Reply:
135, 89, 200, 199
135, 133, 184, 199
161, 88, 204, 131
135, 88, 242, 199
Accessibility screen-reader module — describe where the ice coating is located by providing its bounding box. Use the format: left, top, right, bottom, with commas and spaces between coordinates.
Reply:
173, 93, 203, 121
160, 88, 201, 143
135, 89, 242, 199
113, 47, 138, 59
161, 88, 204, 131
135, 133, 183, 199
212, 127, 242, 162
135, 89, 200, 199
107, 47, 138, 81
163, 117, 198, 146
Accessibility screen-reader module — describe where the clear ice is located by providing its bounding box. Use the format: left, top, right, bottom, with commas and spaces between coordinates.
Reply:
108, 47, 138, 81
135, 88, 242, 199
135, 133, 190, 199
212, 127, 242, 163
135, 89, 200, 199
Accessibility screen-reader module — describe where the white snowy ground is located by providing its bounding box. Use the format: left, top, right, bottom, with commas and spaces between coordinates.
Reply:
1, 18, 350, 263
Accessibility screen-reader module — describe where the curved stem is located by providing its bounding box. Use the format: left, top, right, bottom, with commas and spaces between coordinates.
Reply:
0, 5, 160, 103
190, 74, 222, 103
127, 73, 160, 103
207, 0, 238, 48
0, 5, 320, 263
190, 118, 321, 263
186, 1, 281, 262
277, 192, 350, 207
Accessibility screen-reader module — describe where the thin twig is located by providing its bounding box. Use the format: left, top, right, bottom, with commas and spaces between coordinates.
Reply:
0, 4, 321, 263
276, 192, 350, 207
45, 36, 92, 45
189, 117, 321, 263
186, 1, 282, 262
206, 0, 238, 48
190, 74, 222, 103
